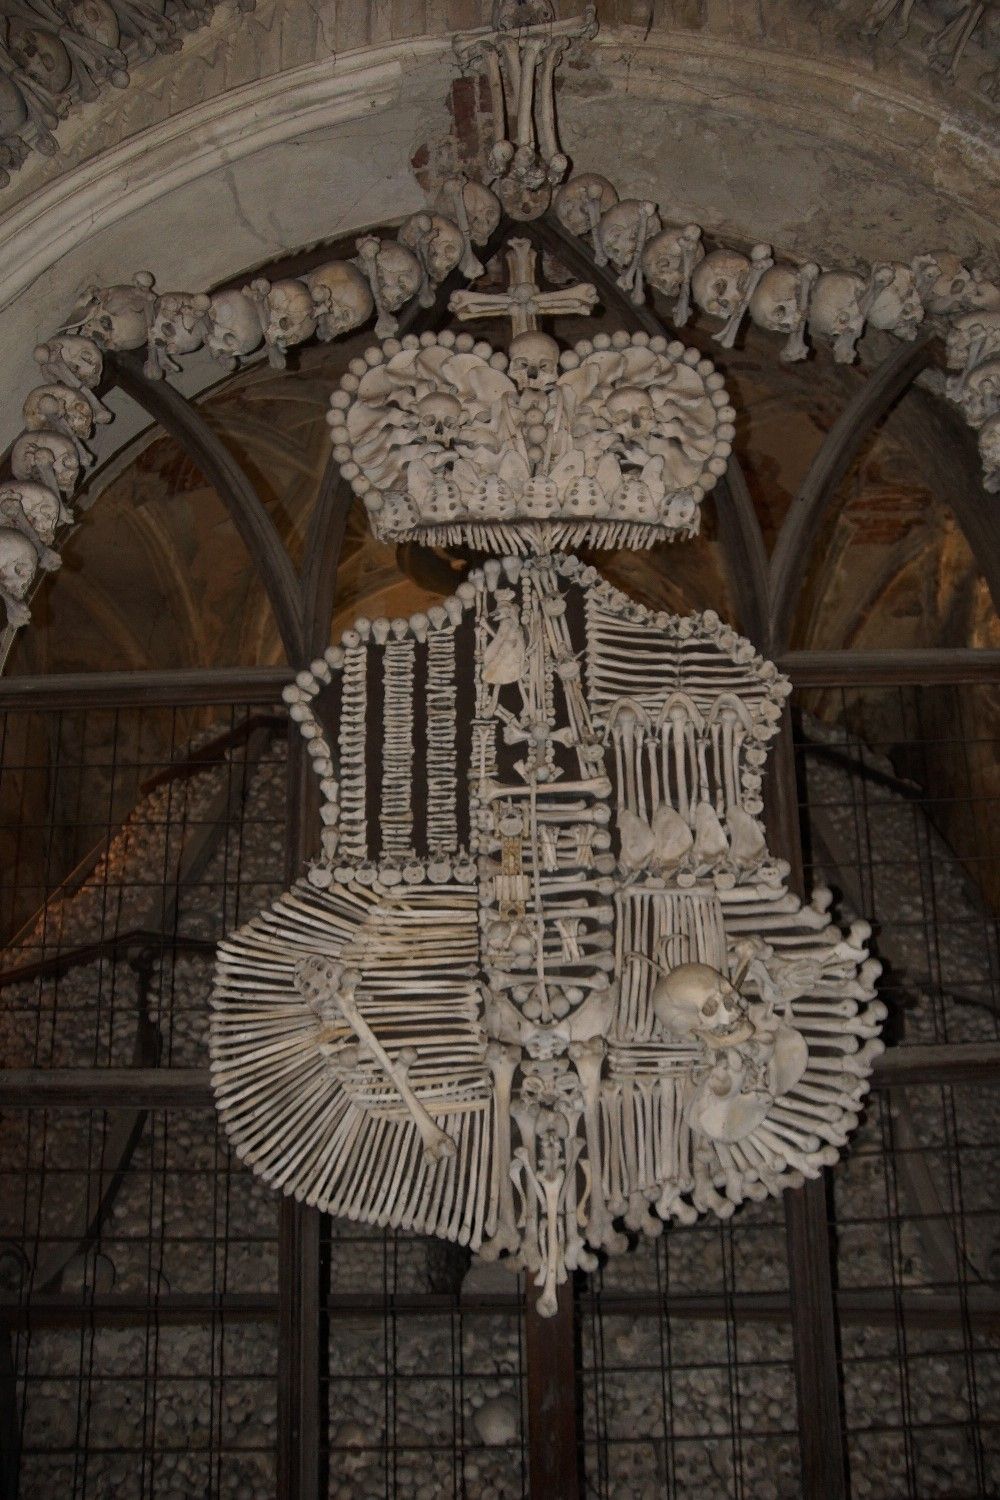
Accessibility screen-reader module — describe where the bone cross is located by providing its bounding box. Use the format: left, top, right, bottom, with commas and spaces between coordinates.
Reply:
449, 238, 597, 336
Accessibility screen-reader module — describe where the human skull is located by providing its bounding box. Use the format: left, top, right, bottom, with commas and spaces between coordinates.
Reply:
749, 264, 805, 333
0, 482, 60, 545
414, 391, 462, 444
11, 431, 80, 495
866, 262, 924, 339
68, 0, 121, 49
205, 288, 263, 366
248, 278, 316, 363
651, 961, 750, 1045
507, 331, 560, 391
67, 275, 154, 351
399, 214, 464, 284
521, 476, 559, 519
565, 474, 605, 518
23, 385, 93, 439
912, 252, 1000, 316
0, 529, 38, 625
979, 412, 1000, 494
553, 174, 618, 237
8, 23, 72, 94
600, 200, 662, 271
367, 242, 422, 312
641, 224, 705, 298
808, 270, 868, 363
952, 358, 1000, 427
149, 292, 211, 357
306, 261, 373, 341
606, 386, 655, 440
945, 310, 1000, 373
35, 335, 103, 390
691, 249, 751, 321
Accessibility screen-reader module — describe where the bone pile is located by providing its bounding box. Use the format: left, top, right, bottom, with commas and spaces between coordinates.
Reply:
213, 558, 884, 1316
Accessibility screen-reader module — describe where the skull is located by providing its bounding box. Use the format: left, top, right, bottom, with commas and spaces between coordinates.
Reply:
979, 412, 1000, 494
952, 358, 1000, 427
368, 242, 422, 312
507, 331, 560, 391
611, 475, 658, 521
205, 289, 263, 366
248, 278, 316, 363
945, 311, 1000, 373
691, 249, 751, 320
66, 275, 155, 351
11, 431, 80, 496
564, 474, 605, 518
553, 174, 618, 237
641, 224, 705, 298
651, 961, 751, 1046
149, 292, 211, 357
808, 270, 868, 363
521, 475, 559, 519
35, 335, 103, 390
749, 264, 805, 333
466, 475, 517, 521
68, 0, 121, 49
912, 252, 1000, 316
606, 386, 655, 440
414, 392, 462, 444
0, 528, 38, 626
866, 262, 924, 339
23, 385, 93, 439
0, 482, 60, 545
306, 261, 373, 341
600, 200, 662, 271
399, 214, 464, 285
8, 23, 72, 94
437, 180, 502, 247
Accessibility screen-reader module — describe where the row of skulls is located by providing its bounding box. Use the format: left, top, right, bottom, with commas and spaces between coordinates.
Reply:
0, 1, 255, 189
3, 168, 999, 634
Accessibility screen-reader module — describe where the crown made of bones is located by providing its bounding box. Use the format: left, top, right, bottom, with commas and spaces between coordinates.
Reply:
328, 240, 735, 553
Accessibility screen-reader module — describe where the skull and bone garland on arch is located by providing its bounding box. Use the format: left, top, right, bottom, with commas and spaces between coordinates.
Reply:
212, 218, 885, 1316
4, 6, 1000, 640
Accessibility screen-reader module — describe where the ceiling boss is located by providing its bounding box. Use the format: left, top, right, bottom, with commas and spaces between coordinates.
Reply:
211, 2, 884, 1317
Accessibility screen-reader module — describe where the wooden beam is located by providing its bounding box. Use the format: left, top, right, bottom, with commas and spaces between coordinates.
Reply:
780, 648, 1000, 687
0, 1069, 215, 1107
525, 1279, 580, 1499
0, 665, 292, 709
871, 1042, 1000, 1088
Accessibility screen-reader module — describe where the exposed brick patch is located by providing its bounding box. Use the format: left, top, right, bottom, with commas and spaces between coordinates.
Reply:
411, 74, 496, 197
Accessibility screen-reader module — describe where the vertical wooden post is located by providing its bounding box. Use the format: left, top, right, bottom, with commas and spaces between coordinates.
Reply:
277, 734, 323, 1499
768, 710, 848, 1499
524, 1280, 580, 1499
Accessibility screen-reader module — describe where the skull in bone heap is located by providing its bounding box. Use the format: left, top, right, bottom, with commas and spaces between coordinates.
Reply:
11, 431, 81, 496
68, 0, 121, 49
399, 214, 465, 285
749, 264, 808, 334
865, 262, 925, 340
979, 412, 1000, 493
507, 331, 560, 392
606, 386, 656, 441
808, 270, 868, 363
306, 262, 374, 342
67, 274, 155, 351
367, 242, 423, 312
691, 249, 752, 321
945, 311, 1000, 374
437, 180, 503, 247
600, 200, 662, 272
247, 278, 316, 366
148, 292, 212, 361
0, 529, 39, 628
23, 385, 94, 441
650, 962, 749, 1045
205, 289, 264, 366
553, 174, 619, 237
8, 23, 73, 94
641, 224, 705, 297
35, 335, 104, 392
911, 252, 1000, 316
0, 482, 62, 550
951, 359, 1000, 427
414, 391, 463, 445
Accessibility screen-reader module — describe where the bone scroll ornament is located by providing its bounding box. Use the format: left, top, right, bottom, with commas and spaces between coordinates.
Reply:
212, 558, 884, 1317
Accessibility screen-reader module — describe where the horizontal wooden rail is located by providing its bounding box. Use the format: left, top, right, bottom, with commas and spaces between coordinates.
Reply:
779, 648, 1000, 687
0, 666, 293, 709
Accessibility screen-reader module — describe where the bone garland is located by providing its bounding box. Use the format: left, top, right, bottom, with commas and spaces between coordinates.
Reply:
337, 629, 368, 860
230, 561, 883, 1315
427, 625, 459, 854
380, 630, 416, 857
